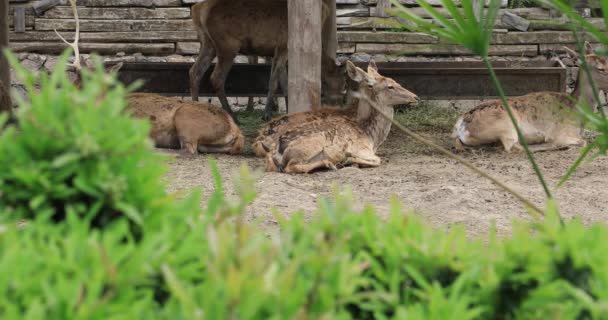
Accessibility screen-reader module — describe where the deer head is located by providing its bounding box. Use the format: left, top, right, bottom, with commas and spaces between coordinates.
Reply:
564, 42, 608, 107
346, 60, 419, 110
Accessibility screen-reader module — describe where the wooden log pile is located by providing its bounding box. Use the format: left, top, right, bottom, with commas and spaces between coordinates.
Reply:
5, 0, 607, 58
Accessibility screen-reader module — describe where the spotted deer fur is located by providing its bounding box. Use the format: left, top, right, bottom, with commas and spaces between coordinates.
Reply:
264, 60, 419, 173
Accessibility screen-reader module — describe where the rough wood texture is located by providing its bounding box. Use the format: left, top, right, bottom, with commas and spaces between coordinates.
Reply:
501, 11, 530, 32
288, 0, 322, 113
32, 0, 60, 16
1, 0, 11, 113
375, 0, 390, 17
323, 0, 337, 60
44, 6, 191, 19
10, 41, 174, 53
13, 5, 25, 32
35, 19, 195, 32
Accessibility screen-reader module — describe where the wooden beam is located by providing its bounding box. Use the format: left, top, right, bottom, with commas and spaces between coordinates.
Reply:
376, 0, 391, 17
288, 0, 322, 113
0, 0, 12, 114
322, 0, 337, 60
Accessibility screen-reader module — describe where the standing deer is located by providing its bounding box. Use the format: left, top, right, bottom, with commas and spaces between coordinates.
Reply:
55, 0, 244, 156
452, 43, 607, 153
189, 0, 346, 120
264, 60, 419, 174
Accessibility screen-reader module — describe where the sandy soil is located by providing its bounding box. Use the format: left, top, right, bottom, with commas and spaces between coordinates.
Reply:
162, 126, 608, 237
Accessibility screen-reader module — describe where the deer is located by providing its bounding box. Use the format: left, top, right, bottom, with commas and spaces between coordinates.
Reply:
452, 42, 607, 153
55, 0, 244, 156
189, 0, 347, 121
252, 95, 358, 158
263, 60, 419, 174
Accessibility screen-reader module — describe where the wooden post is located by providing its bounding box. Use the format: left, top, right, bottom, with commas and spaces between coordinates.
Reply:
322, 0, 337, 60
0, 0, 12, 114
376, 0, 391, 18
287, 0, 322, 113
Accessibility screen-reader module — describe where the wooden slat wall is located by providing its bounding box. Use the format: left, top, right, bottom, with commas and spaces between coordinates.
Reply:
6, 0, 604, 57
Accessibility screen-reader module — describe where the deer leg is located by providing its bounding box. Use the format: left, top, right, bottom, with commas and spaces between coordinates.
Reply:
189, 35, 215, 102
500, 130, 522, 153
263, 57, 280, 121
210, 48, 238, 117
346, 154, 381, 168
178, 138, 198, 158
278, 54, 289, 113
283, 159, 334, 174
246, 55, 257, 112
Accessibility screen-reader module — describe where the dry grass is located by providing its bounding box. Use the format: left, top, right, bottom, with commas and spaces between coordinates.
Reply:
383, 102, 461, 156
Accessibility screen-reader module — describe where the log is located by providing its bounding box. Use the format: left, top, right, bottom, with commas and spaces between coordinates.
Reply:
35, 19, 195, 32
323, 0, 337, 60
501, 11, 530, 32
32, 0, 61, 16
375, 0, 391, 17
0, 0, 11, 114
13, 6, 25, 33
288, 0, 322, 113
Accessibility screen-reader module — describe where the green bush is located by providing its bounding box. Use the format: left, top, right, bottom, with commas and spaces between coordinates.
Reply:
0, 50, 196, 235
2, 36, 608, 320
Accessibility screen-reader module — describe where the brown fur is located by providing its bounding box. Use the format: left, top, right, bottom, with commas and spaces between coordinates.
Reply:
189, 0, 346, 119
263, 61, 419, 174
453, 46, 608, 153
126, 93, 244, 155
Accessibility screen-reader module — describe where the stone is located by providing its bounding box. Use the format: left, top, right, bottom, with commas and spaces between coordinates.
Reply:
350, 52, 372, 62
44, 56, 59, 72
21, 58, 45, 71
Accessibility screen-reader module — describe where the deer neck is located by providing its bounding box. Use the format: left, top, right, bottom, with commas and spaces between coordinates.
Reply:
356, 95, 394, 151
572, 68, 597, 108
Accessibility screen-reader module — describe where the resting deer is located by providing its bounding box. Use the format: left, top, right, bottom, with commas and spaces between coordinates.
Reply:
126, 93, 244, 155
56, 0, 244, 156
189, 0, 346, 120
264, 60, 419, 174
252, 97, 358, 158
452, 43, 606, 153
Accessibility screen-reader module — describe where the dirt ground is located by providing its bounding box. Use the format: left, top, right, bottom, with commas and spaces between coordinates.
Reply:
163, 106, 608, 237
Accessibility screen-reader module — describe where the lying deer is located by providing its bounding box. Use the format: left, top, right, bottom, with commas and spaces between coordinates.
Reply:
126, 93, 244, 155
452, 43, 607, 153
252, 66, 362, 158
189, 0, 346, 120
252, 97, 357, 158
56, 0, 244, 156
264, 60, 419, 174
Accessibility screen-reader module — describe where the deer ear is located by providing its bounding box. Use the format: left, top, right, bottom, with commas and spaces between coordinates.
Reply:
107, 62, 124, 74
346, 60, 365, 83
367, 59, 378, 73
585, 41, 594, 55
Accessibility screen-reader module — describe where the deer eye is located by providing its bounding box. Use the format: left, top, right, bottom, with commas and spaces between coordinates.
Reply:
388, 85, 394, 90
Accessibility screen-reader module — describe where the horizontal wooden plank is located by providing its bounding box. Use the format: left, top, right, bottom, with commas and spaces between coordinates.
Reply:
369, 7, 551, 19
356, 43, 538, 56
338, 31, 437, 43
116, 61, 565, 99
43, 6, 191, 19
35, 18, 195, 31
10, 30, 198, 42
364, 0, 508, 7
491, 31, 600, 44
61, 0, 182, 7
9, 42, 175, 54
